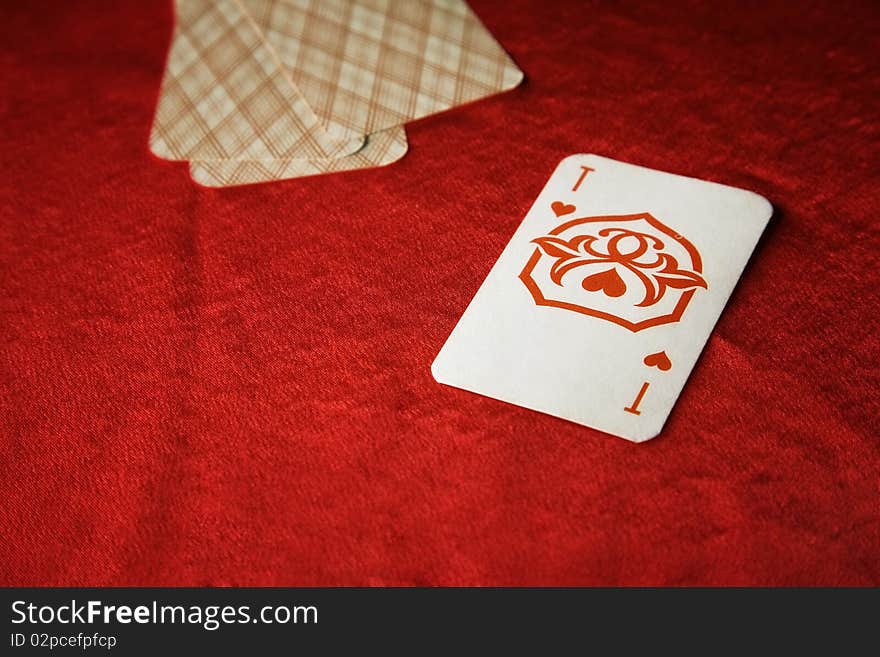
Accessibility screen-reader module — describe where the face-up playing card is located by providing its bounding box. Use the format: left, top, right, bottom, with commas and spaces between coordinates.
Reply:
189, 125, 408, 187
238, 0, 524, 142
150, 0, 363, 162
431, 154, 773, 442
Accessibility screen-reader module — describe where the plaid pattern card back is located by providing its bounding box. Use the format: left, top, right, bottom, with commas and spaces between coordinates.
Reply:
150, 0, 363, 162
189, 125, 408, 186
240, 0, 524, 141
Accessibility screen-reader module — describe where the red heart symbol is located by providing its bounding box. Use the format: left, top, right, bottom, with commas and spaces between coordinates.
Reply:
582, 268, 626, 297
643, 351, 672, 371
551, 201, 576, 217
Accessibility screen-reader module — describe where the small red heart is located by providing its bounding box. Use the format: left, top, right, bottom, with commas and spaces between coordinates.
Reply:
643, 351, 672, 371
582, 268, 626, 297
551, 201, 576, 217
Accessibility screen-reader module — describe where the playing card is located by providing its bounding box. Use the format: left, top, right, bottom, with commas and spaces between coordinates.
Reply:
431, 154, 773, 442
238, 0, 524, 142
150, 0, 363, 163
189, 125, 408, 187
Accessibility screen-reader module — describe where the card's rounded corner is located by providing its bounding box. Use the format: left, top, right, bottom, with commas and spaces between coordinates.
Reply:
620, 418, 667, 444
187, 164, 225, 189
628, 429, 662, 444
429, 358, 447, 385
505, 67, 525, 90
383, 137, 409, 164
557, 153, 600, 170
338, 134, 368, 158
147, 138, 173, 162
749, 191, 775, 222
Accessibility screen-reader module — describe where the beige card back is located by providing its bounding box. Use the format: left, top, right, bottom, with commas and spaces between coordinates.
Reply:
150, 0, 362, 162
240, 0, 524, 141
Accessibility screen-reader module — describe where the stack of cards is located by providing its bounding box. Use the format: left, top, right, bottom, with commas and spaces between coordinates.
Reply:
150, 0, 523, 186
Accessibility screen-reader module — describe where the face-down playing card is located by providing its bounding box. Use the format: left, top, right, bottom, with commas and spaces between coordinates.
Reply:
189, 124, 407, 186
237, 0, 524, 142
431, 154, 773, 442
150, 0, 363, 163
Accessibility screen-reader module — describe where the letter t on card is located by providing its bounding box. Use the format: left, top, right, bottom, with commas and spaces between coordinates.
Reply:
432, 154, 772, 442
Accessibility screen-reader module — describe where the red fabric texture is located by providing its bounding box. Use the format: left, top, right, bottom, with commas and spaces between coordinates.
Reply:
1, 0, 878, 586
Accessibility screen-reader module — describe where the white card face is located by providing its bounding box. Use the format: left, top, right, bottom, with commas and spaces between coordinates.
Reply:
431, 154, 772, 442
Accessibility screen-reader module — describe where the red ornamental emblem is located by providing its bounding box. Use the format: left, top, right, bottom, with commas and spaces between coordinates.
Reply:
519, 213, 708, 331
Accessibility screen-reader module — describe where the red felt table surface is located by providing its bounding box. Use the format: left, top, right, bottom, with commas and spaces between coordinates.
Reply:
1, 0, 878, 586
